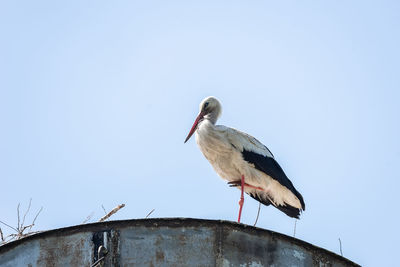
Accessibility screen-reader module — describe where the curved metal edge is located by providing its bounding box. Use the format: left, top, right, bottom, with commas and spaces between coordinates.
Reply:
0, 217, 360, 266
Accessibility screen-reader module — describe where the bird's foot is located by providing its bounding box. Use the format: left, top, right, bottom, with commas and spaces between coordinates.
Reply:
228, 181, 241, 187
228, 181, 265, 191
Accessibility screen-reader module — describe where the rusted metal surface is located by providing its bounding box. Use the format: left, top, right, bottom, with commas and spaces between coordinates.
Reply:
0, 232, 93, 267
0, 218, 360, 266
119, 226, 215, 266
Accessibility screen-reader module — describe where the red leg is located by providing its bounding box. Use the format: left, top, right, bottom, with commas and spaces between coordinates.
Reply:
237, 175, 245, 223
228, 181, 264, 191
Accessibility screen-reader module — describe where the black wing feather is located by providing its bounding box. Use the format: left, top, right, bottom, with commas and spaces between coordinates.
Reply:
248, 192, 302, 218
242, 149, 305, 211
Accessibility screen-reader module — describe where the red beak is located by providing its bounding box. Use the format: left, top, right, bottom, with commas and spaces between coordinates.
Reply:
184, 112, 204, 143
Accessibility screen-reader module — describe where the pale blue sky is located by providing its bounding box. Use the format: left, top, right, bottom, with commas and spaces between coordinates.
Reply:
1, 1, 399, 265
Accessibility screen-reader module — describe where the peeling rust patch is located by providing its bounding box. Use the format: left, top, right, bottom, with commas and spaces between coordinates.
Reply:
109, 230, 120, 267
156, 250, 165, 262
36, 232, 92, 266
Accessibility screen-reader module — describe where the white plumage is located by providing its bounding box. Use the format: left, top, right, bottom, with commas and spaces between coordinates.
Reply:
185, 96, 305, 220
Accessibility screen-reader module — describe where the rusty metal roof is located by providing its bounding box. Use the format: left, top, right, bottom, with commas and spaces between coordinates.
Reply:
0, 218, 359, 266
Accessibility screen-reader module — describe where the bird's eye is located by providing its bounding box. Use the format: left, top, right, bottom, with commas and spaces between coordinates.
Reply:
204, 102, 209, 109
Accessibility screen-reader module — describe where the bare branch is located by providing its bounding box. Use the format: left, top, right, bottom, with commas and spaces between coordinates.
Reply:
0, 200, 42, 245
338, 238, 343, 256
21, 198, 32, 228
22, 231, 41, 237
0, 220, 18, 232
6, 235, 15, 242
253, 203, 261, 227
17, 203, 21, 231
99, 204, 125, 222
101, 205, 107, 215
32, 207, 43, 226
20, 224, 34, 234
293, 220, 297, 237
82, 212, 95, 224
145, 209, 155, 218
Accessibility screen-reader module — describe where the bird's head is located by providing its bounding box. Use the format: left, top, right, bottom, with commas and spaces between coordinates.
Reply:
184, 96, 222, 143
199, 96, 222, 121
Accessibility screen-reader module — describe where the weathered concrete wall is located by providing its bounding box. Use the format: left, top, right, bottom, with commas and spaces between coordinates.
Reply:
0, 218, 359, 267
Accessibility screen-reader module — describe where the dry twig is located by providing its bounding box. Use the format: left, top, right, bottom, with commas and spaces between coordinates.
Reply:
338, 238, 343, 256
21, 198, 32, 228
33, 207, 42, 224
17, 203, 20, 231
145, 209, 155, 218
82, 212, 95, 224
293, 220, 297, 237
99, 204, 125, 222
101, 205, 107, 215
253, 203, 261, 227
0, 220, 17, 232
0, 200, 43, 245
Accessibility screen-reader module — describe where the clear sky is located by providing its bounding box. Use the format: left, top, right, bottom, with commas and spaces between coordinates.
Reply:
1, 1, 399, 266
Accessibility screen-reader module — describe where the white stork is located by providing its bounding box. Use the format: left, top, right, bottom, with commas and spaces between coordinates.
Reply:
184, 96, 305, 223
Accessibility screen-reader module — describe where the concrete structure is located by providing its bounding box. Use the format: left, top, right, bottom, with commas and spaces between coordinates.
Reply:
0, 218, 359, 266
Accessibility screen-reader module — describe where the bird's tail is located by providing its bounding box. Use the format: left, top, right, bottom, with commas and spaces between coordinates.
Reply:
248, 192, 303, 219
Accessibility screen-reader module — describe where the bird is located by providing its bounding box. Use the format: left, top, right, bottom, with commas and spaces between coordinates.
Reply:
184, 96, 305, 223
